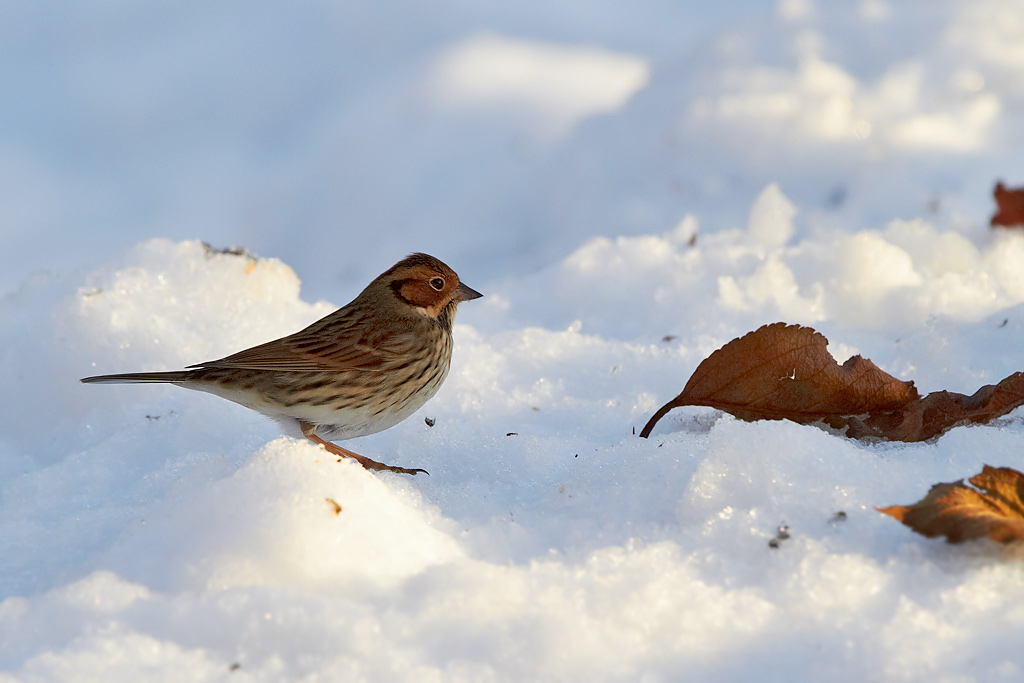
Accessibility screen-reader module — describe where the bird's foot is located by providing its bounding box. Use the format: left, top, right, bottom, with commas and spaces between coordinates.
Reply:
300, 422, 428, 476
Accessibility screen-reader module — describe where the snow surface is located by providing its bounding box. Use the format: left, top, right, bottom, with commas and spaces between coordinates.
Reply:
4, 0, 1024, 680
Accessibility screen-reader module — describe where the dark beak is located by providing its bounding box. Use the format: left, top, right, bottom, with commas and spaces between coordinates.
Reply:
457, 282, 483, 302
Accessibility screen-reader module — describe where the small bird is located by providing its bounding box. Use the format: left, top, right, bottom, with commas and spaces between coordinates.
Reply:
81, 253, 482, 475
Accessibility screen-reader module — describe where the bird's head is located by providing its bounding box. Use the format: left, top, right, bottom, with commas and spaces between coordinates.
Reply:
380, 253, 482, 324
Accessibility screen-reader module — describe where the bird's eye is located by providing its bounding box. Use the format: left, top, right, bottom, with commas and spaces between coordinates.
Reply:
429, 277, 445, 291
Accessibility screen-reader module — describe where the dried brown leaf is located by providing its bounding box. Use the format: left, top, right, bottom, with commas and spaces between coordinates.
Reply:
641, 324, 1024, 442
992, 181, 1024, 228
878, 466, 1024, 543
640, 323, 918, 437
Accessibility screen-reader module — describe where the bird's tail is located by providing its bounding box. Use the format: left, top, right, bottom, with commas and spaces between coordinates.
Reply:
80, 371, 191, 384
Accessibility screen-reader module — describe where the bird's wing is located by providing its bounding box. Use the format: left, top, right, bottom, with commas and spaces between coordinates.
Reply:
189, 318, 410, 373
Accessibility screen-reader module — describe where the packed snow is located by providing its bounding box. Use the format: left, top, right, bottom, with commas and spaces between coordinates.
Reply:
3, 1, 1024, 681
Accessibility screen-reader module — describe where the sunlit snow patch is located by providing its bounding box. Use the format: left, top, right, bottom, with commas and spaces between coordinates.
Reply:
429, 33, 649, 138
533, 184, 1024, 334
691, 53, 1000, 152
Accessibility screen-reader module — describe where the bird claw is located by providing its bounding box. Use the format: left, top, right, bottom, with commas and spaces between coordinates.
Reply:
341, 453, 428, 476
339, 452, 428, 476
386, 465, 430, 476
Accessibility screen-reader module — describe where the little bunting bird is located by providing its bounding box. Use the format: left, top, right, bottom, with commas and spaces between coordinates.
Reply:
81, 253, 482, 475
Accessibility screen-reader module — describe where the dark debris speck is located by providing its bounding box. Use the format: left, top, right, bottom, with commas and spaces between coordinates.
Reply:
768, 524, 791, 549
202, 242, 258, 262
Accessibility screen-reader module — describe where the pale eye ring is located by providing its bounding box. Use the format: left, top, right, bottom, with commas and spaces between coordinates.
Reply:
429, 277, 445, 291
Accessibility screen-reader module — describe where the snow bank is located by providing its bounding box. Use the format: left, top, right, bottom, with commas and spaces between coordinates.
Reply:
3, 207, 1024, 680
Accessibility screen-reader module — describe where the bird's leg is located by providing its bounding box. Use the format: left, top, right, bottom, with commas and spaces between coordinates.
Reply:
299, 421, 428, 476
